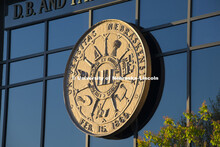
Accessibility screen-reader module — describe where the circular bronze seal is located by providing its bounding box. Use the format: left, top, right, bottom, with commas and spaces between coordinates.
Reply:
63, 19, 151, 138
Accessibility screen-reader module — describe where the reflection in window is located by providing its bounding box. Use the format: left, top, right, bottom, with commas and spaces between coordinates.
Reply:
90, 136, 133, 147
44, 78, 85, 147
0, 64, 6, 86
0, 90, 5, 146
192, 0, 220, 16
151, 24, 187, 52
48, 13, 88, 50
10, 56, 43, 84
93, 1, 135, 24
192, 16, 220, 46
139, 53, 186, 134
192, 46, 220, 112
48, 50, 71, 76
3, 31, 7, 61
11, 24, 44, 59
6, 83, 42, 147
140, 0, 187, 28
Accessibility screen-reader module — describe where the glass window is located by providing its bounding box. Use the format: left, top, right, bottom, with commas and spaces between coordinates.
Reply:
192, 0, 220, 16
0, 89, 5, 146
140, 0, 187, 28
192, 16, 220, 46
93, 0, 135, 25
3, 31, 7, 61
192, 46, 220, 112
10, 56, 43, 84
48, 13, 88, 50
44, 78, 85, 147
11, 23, 44, 59
0, 64, 6, 86
47, 50, 71, 76
151, 24, 187, 53
6, 83, 42, 147
90, 136, 133, 147
139, 53, 187, 135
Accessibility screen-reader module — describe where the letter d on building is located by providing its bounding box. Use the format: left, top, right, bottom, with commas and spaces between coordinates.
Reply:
14, 4, 23, 19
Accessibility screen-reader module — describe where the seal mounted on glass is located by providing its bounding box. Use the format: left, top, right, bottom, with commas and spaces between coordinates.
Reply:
63, 19, 156, 139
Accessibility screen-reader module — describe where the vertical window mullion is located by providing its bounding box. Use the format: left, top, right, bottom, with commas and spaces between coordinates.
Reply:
187, 0, 192, 146
40, 21, 49, 147
2, 29, 11, 147
134, 0, 140, 147
86, 9, 93, 147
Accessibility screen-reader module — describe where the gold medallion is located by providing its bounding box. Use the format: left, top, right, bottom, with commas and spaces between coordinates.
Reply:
63, 19, 151, 138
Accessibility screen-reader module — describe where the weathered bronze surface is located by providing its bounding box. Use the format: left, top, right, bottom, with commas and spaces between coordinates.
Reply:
63, 19, 152, 138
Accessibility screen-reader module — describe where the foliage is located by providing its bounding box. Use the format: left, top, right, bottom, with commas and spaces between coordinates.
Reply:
137, 101, 220, 147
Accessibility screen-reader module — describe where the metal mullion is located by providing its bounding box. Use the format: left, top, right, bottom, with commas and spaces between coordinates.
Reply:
0, 87, 6, 90
4, 45, 73, 64
0, 73, 64, 90
156, 48, 188, 58
135, 0, 140, 26
133, 119, 138, 147
46, 45, 73, 55
0, 61, 6, 65
40, 21, 49, 147
89, 10, 93, 29
186, 0, 192, 146
86, 134, 90, 147
190, 41, 220, 51
142, 19, 187, 32
7, 78, 44, 89
191, 10, 220, 22
86, 9, 93, 147
45, 73, 64, 80
2, 29, 11, 147
133, 0, 140, 147
8, 52, 44, 63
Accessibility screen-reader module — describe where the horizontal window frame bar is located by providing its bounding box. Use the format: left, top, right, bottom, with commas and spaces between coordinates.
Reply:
156, 48, 188, 58
1, 41, 220, 66
142, 19, 187, 32
0, 73, 64, 89
190, 41, 220, 51
0, 45, 74, 64
142, 11, 220, 32
155, 41, 220, 58
191, 11, 220, 22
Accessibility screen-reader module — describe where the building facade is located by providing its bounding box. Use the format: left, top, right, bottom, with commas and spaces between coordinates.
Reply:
0, 0, 220, 147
